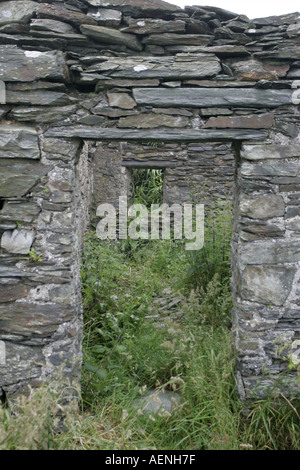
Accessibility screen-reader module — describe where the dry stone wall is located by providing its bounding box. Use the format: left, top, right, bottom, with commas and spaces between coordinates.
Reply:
0, 0, 300, 401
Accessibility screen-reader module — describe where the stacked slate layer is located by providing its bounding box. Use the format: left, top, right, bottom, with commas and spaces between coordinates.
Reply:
0, 0, 300, 401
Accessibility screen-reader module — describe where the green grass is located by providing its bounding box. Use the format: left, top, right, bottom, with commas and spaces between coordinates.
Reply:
1, 203, 300, 450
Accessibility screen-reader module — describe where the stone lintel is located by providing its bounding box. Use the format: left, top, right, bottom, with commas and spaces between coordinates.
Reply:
45, 126, 269, 142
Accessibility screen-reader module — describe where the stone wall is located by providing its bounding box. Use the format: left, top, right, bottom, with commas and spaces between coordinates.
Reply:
0, 0, 300, 401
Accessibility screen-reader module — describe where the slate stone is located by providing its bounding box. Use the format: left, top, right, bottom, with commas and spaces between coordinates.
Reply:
0, 32, 68, 50
254, 47, 300, 60
199, 5, 241, 21
0, 174, 40, 198
80, 24, 142, 51
183, 45, 250, 57
231, 59, 290, 81
7, 81, 67, 93
0, 160, 48, 198
87, 7, 122, 27
36, 2, 97, 28
0, 126, 40, 160
252, 12, 300, 26
0, 284, 31, 303
239, 194, 285, 219
0, 107, 9, 119
117, 113, 189, 128
240, 265, 296, 306
204, 113, 274, 129
0, 303, 75, 338
285, 206, 300, 219
240, 240, 300, 265
11, 105, 78, 123
287, 23, 300, 37
133, 87, 293, 108
6, 90, 72, 106
214, 26, 249, 44
142, 33, 213, 46
29, 30, 90, 47
184, 6, 217, 20
77, 115, 106, 125
106, 54, 221, 80
0, 201, 40, 223
0, 46, 69, 83
286, 218, 300, 231
184, 18, 211, 35
240, 161, 298, 178
0, 265, 30, 278
287, 68, 300, 78
107, 92, 136, 109
91, 106, 138, 118
30, 19, 77, 35
0, 22, 29, 35
84, 0, 180, 18
133, 390, 180, 415
1, 229, 35, 255
45, 126, 268, 142
241, 144, 300, 160
240, 223, 284, 241
183, 79, 255, 87
0, 1, 37, 26
225, 18, 253, 32
199, 108, 233, 116
121, 19, 185, 34
96, 78, 160, 88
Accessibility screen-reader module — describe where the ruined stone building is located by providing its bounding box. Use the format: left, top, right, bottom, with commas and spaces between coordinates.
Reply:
0, 0, 300, 401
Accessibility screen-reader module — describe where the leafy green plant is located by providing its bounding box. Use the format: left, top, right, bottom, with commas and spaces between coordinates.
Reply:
131, 169, 164, 208
184, 199, 232, 293
27, 249, 43, 263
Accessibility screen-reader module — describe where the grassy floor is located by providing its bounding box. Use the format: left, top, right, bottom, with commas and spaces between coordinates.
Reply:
1, 226, 300, 450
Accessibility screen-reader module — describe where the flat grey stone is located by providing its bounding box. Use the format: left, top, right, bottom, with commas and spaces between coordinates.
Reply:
0, 46, 69, 83
121, 19, 186, 35
240, 265, 296, 306
133, 87, 293, 108
80, 24, 142, 51
117, 113, 189, 128
241, 144, 300, 160
239, 194, 285, 220
84, 0, 180, 17
254, 47, 300, 60
11, 105, 77, 123
133, 390, 180, 415
45, 126, 268, 142
0, 282, 30, 302
6, 90, 72, 106
0, 126, 39, 159
0, 302, 75, 338
0, 172, 40, 198
36, 2, 97, 28
142, 33, 213, 46
0, 265, 30, 277
86, 54, 221, 80
1, 229, 35, 255
87, 8, 122, 27
0, 1, 37, 26
30, 18, 77, 34
0, 201, 40, 224
240, 240, 300, 265
240, 161, 299, 178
